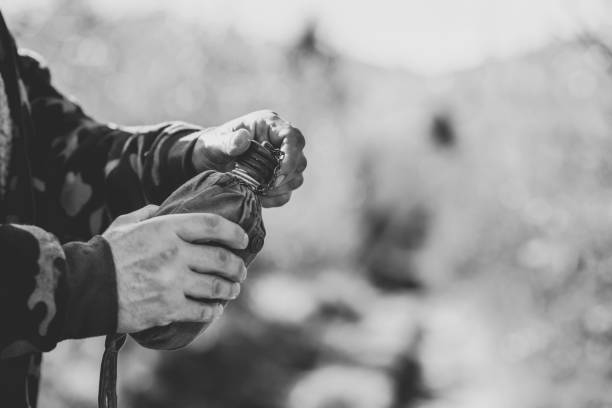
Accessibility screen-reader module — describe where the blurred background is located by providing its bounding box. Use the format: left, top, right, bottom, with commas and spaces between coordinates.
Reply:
5, 0, 612, 406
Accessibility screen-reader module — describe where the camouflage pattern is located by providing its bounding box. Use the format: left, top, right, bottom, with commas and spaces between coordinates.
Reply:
0, 12, 204, 407
0, 72, 11, 197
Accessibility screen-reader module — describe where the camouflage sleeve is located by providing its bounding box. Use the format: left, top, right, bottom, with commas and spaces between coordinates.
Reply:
0, 50, 204, 356
0, 225, 117, 357
18, 49, 201, 240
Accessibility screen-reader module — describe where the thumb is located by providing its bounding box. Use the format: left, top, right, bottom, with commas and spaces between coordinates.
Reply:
194, 128, 252, 171
113, 204, 159, 226
219, 128, 251, 157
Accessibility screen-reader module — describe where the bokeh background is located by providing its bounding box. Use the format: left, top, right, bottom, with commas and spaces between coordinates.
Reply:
5, 0, 612, 406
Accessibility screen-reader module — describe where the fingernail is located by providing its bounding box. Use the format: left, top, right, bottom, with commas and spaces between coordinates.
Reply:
240, 265, 248, 281
230, 283, 241, 299
242, 233, 249, 249
214, 304, 225, 319
274, 175, 286, 188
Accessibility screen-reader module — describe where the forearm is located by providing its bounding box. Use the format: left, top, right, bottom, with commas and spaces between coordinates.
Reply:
104, 121, 201, 211
0, 224, 117, 358
18, 50, 202, 236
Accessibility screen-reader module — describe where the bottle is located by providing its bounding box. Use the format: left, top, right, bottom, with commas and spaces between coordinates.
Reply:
130, 139, 283, 349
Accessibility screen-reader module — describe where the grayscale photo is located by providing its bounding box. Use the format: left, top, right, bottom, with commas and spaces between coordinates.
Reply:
0, 0, 610, 407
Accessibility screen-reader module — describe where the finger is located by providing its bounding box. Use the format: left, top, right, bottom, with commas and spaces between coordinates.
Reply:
288, 173, 305, 189
185, 243, 247, 282
273, 127, 306, 188
262, 192, 292, 208
183, 272, 241, 300
219, 128, 251, 157
239, 110, 278, 140
255, 117, 270, 142
295, 155, 308, 173
167, 213, 248, 249
266, 174, 304, 197
279, 174, 304, 192
262, 113, 289, 146
199, 128, 252, 166
273, 156, 305, 188
178, 300, 224, 323
113, 204, 159, 226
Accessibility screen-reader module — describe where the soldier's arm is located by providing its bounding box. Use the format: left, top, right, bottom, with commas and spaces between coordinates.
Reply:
18, 50, 203, 240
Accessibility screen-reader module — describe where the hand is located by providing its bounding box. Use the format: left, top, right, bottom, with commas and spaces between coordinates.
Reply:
191, 110, 307, 207
102, 205, 249, 333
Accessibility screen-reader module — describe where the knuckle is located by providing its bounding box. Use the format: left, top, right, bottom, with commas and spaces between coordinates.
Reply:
158, 273, 175, 290
216, 248, 229, 265
286, 127, 306, 148
148, 218, 167, 235
212, 278, 223, 297
297, 156, 308, 172
256, 117, 268, 129
229, 252, 243, 269
201, 213, 221, 230
260, 109, 277, 119
213, 278, 231, 297
272, 194, 291, 207
160, 244, 179, 263
216, 249, 243, 279
289, 176, 304, 189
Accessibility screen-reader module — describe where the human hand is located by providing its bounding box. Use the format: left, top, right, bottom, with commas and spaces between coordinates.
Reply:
102, 205, 248, 333
191, 110, 307, 207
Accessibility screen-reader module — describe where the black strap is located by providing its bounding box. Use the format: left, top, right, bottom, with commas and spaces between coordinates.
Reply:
98, 334, 127, 408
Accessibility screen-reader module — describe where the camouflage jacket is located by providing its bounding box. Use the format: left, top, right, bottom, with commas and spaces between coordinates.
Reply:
0, 12, 204, 407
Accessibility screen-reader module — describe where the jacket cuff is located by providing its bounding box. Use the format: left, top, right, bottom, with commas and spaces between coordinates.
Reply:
59, 236, 118, 340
